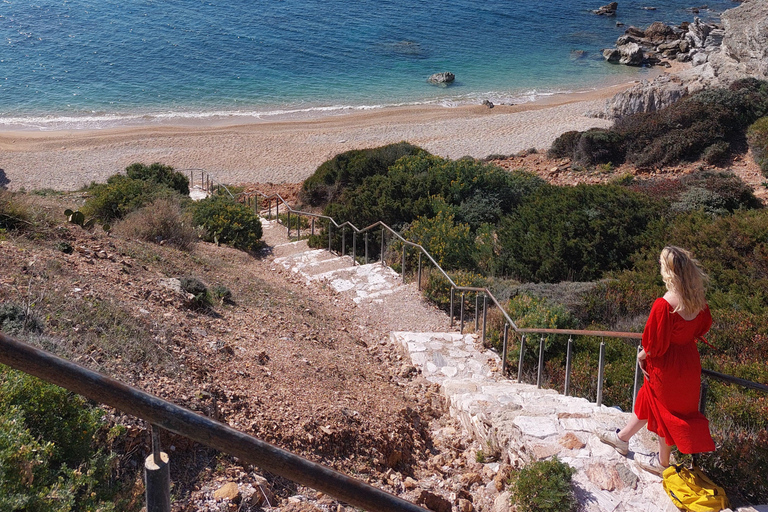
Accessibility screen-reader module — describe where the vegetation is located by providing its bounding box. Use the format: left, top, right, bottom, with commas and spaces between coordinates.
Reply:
190, 194, 263, 251
125, 162, 190, 196
114, 197, 197, 250
550, 78, 768, 168
747, 116, 768, 176
0, 366, 129, 512
83, 174, 183, 224
0, 190, 32, 232
508, 457, 577, 512
299, 142, 425, 207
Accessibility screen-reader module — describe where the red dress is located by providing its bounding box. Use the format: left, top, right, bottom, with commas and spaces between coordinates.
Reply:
634, 297, 716, 454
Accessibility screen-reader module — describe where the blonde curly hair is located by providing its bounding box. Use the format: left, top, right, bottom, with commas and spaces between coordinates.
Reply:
659, 246, 708, 314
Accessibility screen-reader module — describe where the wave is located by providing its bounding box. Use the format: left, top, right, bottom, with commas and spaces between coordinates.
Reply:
0, 85, 612, 131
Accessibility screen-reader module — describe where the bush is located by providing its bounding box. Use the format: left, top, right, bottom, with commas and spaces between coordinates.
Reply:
114, 197, 197, 250
125, 162, 189, 195
702, 140, 731, 165
0, 302, 44, 335
401, 210, 476, 271
509, 457, 577, 512
547, 131, 581, 159
190, 195, 263, 251
747, 116, 768, 176
497, 184, 664, 282
324, 153, 546, 234
180, 276, 210, 307
0, 366, 123, 512
83, 174, 180, 224
299, 142, 425, 207
573, 128, 625, 166
618, 80, 768, 168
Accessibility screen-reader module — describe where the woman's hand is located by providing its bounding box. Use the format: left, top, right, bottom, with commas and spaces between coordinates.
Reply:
638, 348, 650, 379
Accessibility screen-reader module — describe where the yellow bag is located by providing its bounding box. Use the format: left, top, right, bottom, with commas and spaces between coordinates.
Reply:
662, 464, 730, 512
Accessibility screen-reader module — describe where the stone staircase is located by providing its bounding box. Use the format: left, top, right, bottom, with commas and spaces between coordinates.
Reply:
264, 219, 763, 512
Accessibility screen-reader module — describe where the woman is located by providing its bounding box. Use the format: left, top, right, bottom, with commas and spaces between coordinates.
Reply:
599, 246, 716, 476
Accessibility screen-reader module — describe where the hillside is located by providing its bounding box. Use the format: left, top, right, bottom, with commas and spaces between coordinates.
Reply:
0, 192, 487, 511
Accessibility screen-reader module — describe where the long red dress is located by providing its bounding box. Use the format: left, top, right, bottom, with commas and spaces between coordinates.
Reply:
634, 297, 716, 454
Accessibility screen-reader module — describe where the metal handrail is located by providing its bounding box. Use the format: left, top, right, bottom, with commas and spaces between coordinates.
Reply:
0, 332, 429, 512
254, 190, 768, 406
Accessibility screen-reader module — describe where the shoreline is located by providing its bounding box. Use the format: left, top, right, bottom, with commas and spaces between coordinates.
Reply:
0, 81, 635, 192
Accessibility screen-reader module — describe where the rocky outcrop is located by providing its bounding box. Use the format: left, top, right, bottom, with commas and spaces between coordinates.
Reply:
428, 72, 455, 85
600, 75, 688, 119
599, 0, 768, 118
593, 2, 618, 16
684, 0, 768, 89
602, 18, 720, 69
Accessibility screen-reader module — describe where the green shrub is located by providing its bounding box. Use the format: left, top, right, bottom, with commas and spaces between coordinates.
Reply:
509, 457, 577, 512
547, 130, 581, 159
747, 116, 768, 176
492, 294, 578, 375
83, 174, 179, 224
114, 197, 197, 250
299, 142, 425, 207
180, 276, 210, 307
401, 210, 476, 271
210, 284, 233, 305
0, 366, 123, 512
0, 302, 44, 335
323, 153, 545, 235
573, 128, 625, 166
497, 184, 664, 282
190, 195, 263, 251
702, 140, 731, 165
125, 162, 189, 195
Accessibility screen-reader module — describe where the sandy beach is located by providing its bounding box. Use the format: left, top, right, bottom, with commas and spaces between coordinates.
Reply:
0, 84, 630, 192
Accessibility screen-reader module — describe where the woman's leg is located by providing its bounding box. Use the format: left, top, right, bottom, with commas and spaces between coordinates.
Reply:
618, 414, 648, 442
658, 438, 673, 466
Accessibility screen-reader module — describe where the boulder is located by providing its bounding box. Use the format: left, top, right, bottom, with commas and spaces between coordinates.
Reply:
602, 48, 621, 63
482, 99, 494, 109
593, 2, 618, 15
644, 21, 676, 43
601, 75, 688, 118
617, 42, 644, 65
427, 72, 455, 85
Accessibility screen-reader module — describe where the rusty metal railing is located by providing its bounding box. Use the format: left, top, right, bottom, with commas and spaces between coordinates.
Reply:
0, 332, 429, 512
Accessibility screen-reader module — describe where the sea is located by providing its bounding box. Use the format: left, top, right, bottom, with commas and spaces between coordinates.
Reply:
0, 0, 734, 130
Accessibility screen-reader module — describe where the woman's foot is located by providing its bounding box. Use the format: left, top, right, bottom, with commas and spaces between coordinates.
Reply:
598, 429, 629, 456
634, 452, 669, 476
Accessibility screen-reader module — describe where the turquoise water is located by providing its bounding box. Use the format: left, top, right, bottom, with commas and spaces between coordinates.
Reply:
0, 0, 732, 129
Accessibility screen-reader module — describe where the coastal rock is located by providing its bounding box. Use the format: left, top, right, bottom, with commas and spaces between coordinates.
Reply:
677, 0, 768, 90
600, 75, 687, 119
593, 2, 618, 16
643, 21, 676, 44
617, 42, 644, 65
482, 99, 494, 109
427, 72, 455, 85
